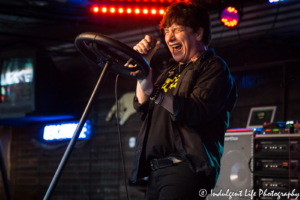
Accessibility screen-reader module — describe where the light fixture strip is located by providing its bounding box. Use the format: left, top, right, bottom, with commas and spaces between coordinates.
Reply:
92, 5, 165, 15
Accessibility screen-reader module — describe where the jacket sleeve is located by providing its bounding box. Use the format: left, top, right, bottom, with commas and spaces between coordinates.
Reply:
133, 94, 150, 121
170, 57, 234, 125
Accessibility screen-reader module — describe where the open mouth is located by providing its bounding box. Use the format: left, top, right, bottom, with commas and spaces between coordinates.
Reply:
170, 44, 182, 53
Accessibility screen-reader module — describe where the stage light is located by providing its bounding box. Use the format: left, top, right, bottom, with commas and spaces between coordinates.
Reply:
90, 5, 165, 16
93, 6, 99, 13
221, 6, 239, 27
91, 0, 189, 2
269, 0, 285, 3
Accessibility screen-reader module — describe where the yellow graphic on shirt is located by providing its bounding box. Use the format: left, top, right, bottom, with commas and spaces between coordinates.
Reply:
161, 74, 181, 92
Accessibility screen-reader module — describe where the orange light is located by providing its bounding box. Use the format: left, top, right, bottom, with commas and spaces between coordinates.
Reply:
102, 7, 107, 13
93, 6, 99, 13
221, 6, 239, 27
119, 8, 124, 13
135, 8, 140, 14
127, 8, 132, 13
159, 9, 164, 15
143, 9, 148, 14
151, 9, 156, 14
110, 7, 115, 13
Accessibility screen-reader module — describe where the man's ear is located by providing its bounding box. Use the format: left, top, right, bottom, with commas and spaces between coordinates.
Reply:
196, 27, 204, 41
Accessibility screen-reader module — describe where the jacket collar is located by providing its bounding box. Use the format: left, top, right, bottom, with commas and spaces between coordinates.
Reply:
155, 48, 216, 92
167, 48, 216, 67
169, 48, 216, 96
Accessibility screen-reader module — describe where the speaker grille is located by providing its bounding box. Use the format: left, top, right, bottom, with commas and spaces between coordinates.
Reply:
208, 132, 253, 200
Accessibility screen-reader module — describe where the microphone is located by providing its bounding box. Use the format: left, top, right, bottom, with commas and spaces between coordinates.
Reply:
124, 37, 157, 67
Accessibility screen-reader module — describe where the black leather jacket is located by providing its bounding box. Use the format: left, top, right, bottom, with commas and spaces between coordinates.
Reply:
131, 49, 237, 189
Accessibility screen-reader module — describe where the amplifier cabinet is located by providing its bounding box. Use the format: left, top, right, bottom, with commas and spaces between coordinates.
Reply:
254, 134, 300, 200
208, 131, 254, 200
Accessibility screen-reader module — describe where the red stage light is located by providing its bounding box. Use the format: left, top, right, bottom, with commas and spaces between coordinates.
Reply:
159, 9, 164, 15
135, 8, 140, 14
119, 8, 124, 13
102, 7, 107, 13
110, 7, 116, 13
151, 9, 156, 14
221, 6, 239, 27
93, 6, 99, 13
127, 8, 132, 13
143, 9, 148, 14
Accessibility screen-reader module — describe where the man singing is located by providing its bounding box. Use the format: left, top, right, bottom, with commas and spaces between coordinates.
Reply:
130, 2, 237, 199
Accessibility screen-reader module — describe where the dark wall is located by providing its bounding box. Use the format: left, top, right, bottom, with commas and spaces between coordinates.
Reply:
215, 38, 300, 128
8, 93, 145, 200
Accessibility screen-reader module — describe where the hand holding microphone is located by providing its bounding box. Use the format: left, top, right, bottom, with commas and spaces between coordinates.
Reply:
129, 35, 160, 77
133, 35, 160, 63
129, 35, 160, 97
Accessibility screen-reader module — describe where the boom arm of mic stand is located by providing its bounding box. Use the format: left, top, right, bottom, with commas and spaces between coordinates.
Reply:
43, 61, 112, 200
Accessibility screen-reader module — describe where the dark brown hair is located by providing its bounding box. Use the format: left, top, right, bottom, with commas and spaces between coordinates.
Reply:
159, 2, 212, 46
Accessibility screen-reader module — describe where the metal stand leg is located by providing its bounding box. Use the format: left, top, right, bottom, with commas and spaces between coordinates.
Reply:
0, 140, 12, 200
43, 61, 112, 200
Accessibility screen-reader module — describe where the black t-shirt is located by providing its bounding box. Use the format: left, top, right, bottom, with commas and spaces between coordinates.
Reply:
144, 63, 188, 163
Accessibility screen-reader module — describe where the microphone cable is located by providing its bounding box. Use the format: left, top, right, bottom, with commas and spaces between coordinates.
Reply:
115, 74, 130, 200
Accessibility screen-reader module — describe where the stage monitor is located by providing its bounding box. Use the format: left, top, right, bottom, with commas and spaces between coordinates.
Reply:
246, 106, 277, 128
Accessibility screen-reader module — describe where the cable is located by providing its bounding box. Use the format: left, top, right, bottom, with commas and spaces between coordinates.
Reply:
115, 74, 130, 200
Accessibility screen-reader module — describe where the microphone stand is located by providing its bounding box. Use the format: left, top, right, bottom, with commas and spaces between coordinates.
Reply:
43, 61, 112, 200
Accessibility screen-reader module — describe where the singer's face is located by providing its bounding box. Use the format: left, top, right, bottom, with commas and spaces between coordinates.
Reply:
164, 24, 200, 64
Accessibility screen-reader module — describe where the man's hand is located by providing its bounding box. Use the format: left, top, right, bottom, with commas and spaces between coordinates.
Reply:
129, 35, 160, 98
133, 35, 160, 64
